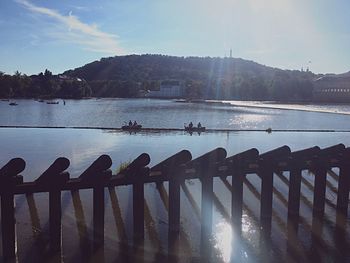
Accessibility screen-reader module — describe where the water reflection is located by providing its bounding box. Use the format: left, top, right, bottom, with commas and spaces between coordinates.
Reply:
231, 114, 271, 129
71, 190, 91, 261
107, 187, 130, 262
241, 214, 256, 235
24, 194, 47, 260
213, 221, 232, 263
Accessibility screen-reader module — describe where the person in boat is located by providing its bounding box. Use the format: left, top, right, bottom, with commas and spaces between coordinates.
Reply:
133, 121, 138, 127
129, 120, 132, 126
189, 122, 193, 128
197, 122, 202, 128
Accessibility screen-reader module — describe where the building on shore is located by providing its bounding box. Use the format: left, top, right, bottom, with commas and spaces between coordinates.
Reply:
313, 72, 350, 102
146, 80, 184, 98
57, 74, 83, 82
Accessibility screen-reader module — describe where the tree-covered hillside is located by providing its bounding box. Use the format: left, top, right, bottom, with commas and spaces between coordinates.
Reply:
65, 54, 316, 101
0, 54, 317, 100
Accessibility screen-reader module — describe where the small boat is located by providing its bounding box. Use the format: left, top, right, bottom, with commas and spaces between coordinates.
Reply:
184, 126, 206, 132
38, 99, 45, 103
9, 102, 18, 106
174, 99, 189, 103
122, 125, 142, 130
46, 101, 59, 104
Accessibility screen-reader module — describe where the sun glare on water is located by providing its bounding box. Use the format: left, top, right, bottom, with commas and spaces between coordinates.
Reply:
213, 213, 257, 262
213, 221, 232, 262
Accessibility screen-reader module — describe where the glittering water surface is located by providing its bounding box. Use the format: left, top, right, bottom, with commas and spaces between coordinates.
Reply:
2, 98, 350, 130
1, 99, 350, 262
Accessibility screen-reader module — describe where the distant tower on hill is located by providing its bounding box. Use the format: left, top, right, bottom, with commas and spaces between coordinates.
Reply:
229, 48, 232, 58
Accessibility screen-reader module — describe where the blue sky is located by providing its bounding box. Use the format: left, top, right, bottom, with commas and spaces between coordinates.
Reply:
0, 0, 350, 75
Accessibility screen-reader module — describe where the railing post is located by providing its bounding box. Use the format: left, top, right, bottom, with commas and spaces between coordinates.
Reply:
35, 157, 70, 254
190, 148, 226, 260
79, 155, 112, 249
336, 148, 350, 218
133, 178, 145, 242
310, 146, 345, 247
201, 171, 213, 255
168, 174, 181, 239
287, 161, 304, 259
259, 161, 273, 233
231, 168, 244, 234
49, 190, 62, 252
150, 150, 192, 260
312, 159, 327, 218
288, 167, 302, 219
227, 148, 259, 234
93, 179, 107, 249
259, 146, 291, 234
334, 149, 349, 263
312, 144, 344, 220
0, 158, 25, 262
1, 194, 16, 262
116, 153, 150, 243
150, 150, 192, 243
288, 146, 320, 220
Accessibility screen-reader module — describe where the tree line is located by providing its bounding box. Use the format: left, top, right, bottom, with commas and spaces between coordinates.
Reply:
0, 70, 91, 99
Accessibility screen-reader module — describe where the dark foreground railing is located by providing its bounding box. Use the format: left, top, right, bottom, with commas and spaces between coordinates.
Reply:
0, 144, 349, 261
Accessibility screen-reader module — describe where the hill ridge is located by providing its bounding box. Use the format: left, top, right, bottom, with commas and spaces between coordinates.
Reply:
63, 54, 315, 101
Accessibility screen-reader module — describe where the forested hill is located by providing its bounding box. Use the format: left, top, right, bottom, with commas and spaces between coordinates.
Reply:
64, 54, 316, 101
64, 54, 278, 81
0, 54, 317, 100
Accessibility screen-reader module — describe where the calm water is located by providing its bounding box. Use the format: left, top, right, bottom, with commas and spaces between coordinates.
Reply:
2, 98, 350, 129
1, 99, 350, 262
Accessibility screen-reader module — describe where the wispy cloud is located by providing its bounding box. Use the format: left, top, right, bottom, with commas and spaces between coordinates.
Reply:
70, 5, 91, 12
15, 0, 124, 54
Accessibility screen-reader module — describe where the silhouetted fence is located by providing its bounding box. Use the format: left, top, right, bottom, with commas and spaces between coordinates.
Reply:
0, 144, 349, 261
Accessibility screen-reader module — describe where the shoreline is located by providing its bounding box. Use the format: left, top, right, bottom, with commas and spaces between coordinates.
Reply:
203, 100, 350, 115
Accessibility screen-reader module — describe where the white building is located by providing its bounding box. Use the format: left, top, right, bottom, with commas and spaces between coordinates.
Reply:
313, 72, 350, 102
147, 80, 184, 98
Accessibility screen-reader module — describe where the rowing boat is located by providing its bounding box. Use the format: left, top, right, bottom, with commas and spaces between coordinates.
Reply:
122, 125, 142, 130
184, 126, 206, 132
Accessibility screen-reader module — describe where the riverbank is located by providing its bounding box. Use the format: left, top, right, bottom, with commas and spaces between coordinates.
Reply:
196, 99, 350, 115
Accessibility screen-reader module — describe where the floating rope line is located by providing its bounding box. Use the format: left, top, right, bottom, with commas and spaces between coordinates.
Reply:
0, 125, 350, 133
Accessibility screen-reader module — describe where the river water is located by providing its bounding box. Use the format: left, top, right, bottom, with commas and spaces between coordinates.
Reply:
2, 98, 350, 130
0, 98, 349, 262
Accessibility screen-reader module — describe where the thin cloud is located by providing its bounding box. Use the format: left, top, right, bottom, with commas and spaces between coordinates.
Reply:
15, 0, 124, 54
70, 5, 91, 12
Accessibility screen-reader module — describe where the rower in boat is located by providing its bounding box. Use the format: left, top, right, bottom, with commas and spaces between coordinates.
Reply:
122, 121, 142, 130
184, 122, 206, 132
